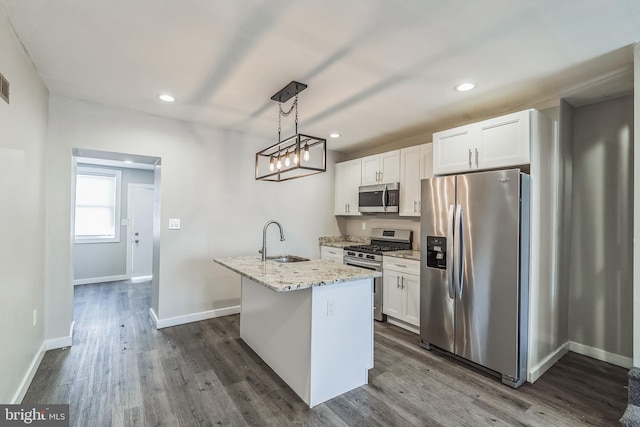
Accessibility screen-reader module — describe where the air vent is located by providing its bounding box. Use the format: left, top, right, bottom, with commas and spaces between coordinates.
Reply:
0, 73, 9, 104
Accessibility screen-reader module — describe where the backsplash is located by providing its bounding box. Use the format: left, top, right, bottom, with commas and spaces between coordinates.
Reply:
337, 216, 421, 250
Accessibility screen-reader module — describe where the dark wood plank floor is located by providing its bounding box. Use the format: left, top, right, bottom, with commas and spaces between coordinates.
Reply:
24, 281, 628, 426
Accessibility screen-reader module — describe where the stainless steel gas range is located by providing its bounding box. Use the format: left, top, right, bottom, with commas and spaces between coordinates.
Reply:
343, 228, 413, 321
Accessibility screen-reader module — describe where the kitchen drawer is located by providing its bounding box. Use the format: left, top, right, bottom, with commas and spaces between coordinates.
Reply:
382, 257, 420, 276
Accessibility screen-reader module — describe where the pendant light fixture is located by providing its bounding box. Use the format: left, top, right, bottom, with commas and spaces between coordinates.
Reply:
255, 81, 327, 182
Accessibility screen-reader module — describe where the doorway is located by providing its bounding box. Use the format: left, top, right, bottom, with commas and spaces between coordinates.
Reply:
70, 148, 161, 340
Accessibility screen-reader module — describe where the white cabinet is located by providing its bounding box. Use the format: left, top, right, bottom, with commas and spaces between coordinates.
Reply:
334, 159, 362, 216
477, 110, 531, 170
320, 246, 344, 263
361, 150, 400, 185
382, 269, 403, 319
433, 109, 534, 175
400, 143, 433, 216
433, 125, 475, 175
382, 257, 420, 328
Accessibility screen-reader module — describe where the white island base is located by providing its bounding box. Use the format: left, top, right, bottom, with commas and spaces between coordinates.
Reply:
240, 276, 374, 408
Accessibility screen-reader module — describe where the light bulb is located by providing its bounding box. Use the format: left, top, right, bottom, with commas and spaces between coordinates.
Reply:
303, 144, 310, 162
293, 152, 298, 165
276, 157, 282, 170
284, 152, 291, 167
269, 157, 275, 172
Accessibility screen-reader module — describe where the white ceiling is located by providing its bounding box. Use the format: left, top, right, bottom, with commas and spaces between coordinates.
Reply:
1, 0, 638, 153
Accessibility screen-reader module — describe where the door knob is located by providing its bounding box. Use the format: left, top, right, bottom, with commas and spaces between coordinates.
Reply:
135, 240, 139, 243
134, 232, 139, 236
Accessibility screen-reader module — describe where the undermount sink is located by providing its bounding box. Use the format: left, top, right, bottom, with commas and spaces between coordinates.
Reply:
267, 255, 310, 263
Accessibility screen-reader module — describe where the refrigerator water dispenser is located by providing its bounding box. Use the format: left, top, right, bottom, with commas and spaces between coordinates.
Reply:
425, 236, 447, 269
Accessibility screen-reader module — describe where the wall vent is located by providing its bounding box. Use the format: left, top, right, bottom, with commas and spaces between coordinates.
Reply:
0, 73, 9, 104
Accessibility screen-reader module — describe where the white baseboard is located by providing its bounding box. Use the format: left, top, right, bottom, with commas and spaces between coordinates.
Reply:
528, 341, 570, 383
149, 306, 241, 329
12, 322, 75, 403
44, 321, 74, 350
149, 307, 159, 328
74, 274, 129, 286
386, 317, 419, 335
11, 342, 46, 404
569, 341, 633, 369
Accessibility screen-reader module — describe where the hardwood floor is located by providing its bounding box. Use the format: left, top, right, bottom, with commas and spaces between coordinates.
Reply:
24, 281, 628, 426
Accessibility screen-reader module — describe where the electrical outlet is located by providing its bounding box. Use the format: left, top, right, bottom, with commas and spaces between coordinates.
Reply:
327, 300, 335, 316
33, 309, 37, 327
169, 218, 181, 230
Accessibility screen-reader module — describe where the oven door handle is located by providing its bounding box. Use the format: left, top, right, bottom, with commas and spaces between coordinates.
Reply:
344, 257, 382, 270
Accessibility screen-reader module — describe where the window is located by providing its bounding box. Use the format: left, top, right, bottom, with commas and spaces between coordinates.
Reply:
74, 166, 121, 243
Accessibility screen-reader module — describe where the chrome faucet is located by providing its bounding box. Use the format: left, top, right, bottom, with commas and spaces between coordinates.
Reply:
260, 220, 285, 261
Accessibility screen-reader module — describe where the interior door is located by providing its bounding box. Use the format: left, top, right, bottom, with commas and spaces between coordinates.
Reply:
130, 185, 154, 279
454, 169, 521, 377
420, 175, 455, 352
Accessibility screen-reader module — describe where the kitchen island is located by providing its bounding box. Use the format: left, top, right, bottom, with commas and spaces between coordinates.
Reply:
213, 255, 381, 408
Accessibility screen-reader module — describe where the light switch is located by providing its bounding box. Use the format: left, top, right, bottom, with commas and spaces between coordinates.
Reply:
121, 219, 129, 226
169, 218, 181, 230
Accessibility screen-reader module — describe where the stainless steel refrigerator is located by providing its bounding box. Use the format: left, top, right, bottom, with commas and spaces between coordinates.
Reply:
419, 168, 529, 388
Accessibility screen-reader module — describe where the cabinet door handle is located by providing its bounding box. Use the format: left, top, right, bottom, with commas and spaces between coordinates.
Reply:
379, 170, 383, 182
401, 276, 405, 289
395, 264, 407, 268
468, 149, 472, 168
396, 276, 400, 288
413, 201, 416, 212
475, 148, 479, 167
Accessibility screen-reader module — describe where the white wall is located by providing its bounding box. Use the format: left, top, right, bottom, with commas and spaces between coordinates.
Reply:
45, 95, 341, 337
0, 11, 49, 402
73, 165, 154, 282
569, 95, 634, 360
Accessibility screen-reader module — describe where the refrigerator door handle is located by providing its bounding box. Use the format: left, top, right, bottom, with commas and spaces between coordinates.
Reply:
446, 204, 456, 299
454, 204, 465, 300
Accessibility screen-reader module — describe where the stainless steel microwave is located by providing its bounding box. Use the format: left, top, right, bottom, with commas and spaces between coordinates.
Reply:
358, 183, 400, 213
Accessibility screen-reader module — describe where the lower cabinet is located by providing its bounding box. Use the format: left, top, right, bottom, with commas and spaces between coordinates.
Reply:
320, 246, 344, 263
382, 258, 420, 328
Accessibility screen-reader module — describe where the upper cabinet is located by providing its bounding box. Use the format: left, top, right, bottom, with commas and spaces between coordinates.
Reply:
433, 109, 536, 175
400, 143, 433, 217
361, 150, 400, 185
334, 158, 362, 216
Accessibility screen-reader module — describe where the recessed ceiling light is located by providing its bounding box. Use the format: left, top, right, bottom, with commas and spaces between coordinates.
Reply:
158, 94, 175, 102
329, 133, 341, 138
455, 82, 475, 92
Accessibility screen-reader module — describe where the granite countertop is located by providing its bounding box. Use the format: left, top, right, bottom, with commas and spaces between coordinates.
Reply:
383, 250, 421, 261
319, 241, 357, 249
318, 235, 369, 249
214, 255, 382, 292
